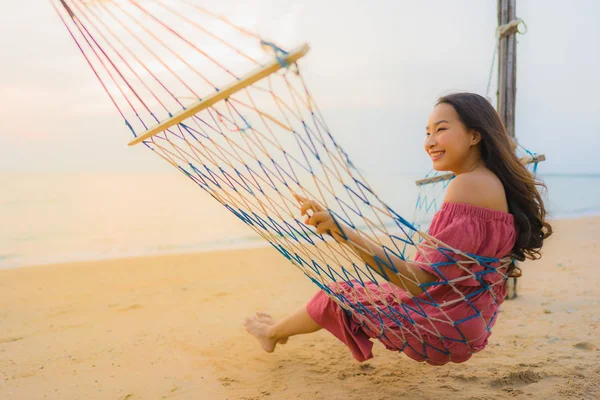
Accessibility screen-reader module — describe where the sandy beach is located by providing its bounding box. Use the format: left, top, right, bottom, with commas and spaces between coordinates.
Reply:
1, 216, 599, 399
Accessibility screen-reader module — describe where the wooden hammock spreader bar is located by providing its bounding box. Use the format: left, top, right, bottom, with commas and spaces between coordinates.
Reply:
128, 43, 310, 146
415, 153, 546, 186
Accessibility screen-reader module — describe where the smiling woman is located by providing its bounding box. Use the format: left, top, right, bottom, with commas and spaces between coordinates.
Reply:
246, 92, 553, 364
51, 0, 552, 366
433, 93, 552, 263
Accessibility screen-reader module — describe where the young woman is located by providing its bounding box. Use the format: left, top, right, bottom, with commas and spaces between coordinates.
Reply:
244, 92, 552, 365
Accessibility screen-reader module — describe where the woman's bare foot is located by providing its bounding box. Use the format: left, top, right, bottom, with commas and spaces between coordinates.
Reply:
255, 312, 288, 344
244, 312, 287, 352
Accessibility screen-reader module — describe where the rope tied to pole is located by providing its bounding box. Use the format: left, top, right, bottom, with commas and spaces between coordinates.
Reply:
486, 18, 527, 101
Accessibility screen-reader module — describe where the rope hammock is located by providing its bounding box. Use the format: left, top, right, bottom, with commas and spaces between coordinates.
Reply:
52, 0, 544, 363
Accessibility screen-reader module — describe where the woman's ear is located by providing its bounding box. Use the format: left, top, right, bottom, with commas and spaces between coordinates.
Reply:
470, 130, 482, 146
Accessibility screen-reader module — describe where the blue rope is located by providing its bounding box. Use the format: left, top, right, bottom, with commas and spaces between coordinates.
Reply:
260, 40, 290, 67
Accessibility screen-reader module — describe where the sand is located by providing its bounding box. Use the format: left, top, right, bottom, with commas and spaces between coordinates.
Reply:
1, 216, 599, 399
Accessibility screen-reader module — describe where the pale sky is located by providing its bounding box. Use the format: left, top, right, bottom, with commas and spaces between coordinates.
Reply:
1, 0, 599, 176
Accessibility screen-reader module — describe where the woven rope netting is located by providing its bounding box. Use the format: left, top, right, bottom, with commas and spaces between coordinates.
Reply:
52, 0, 543, 362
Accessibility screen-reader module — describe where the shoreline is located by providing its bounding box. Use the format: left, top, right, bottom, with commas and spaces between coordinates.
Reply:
2, 213, 598, 271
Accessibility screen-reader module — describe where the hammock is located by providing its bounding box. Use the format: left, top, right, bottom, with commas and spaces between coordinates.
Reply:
51, 0, 544, 363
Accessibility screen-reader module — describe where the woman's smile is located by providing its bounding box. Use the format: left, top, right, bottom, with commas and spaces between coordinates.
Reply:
430, 150, 445, 161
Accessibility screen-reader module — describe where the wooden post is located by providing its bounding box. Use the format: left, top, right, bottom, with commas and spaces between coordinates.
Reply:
497, 0, 517, 139
497, 0, 519, 299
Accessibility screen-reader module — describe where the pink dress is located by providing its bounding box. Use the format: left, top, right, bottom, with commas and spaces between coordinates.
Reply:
306, 202, 517, 365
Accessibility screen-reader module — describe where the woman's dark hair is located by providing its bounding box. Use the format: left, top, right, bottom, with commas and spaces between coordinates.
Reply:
437, 93, 553, 273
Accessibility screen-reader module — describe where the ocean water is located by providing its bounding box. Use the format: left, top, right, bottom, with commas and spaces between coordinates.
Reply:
1, 172, 598, 269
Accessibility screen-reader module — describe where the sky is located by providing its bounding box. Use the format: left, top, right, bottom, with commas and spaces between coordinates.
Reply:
0, 0, 599, 176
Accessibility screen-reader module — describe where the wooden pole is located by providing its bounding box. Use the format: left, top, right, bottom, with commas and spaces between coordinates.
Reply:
497, 0, 520, 299
497, 0, 517, 138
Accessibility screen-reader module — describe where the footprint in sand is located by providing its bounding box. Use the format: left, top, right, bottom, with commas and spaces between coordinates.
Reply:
218, 376, 238, 387
0, 336, 23, 344
573, 342, 596, 351
359, 363, 376, 372
490, 369, 543, 388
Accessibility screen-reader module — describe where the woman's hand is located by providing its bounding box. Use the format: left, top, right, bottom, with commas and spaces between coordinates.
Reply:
293, 194, 435, 295
293, 193, 347, 243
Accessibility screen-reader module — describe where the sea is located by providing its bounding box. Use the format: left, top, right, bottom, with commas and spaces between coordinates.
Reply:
1, 172, 598, 269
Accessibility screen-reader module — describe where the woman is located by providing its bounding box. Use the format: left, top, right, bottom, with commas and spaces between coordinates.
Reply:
244, 92, 552, 365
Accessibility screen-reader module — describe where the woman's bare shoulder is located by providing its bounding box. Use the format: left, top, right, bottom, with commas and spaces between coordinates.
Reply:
444, 170, 508, 212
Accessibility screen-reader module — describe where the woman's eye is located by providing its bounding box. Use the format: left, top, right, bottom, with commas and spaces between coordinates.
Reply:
437, 128, 446, 133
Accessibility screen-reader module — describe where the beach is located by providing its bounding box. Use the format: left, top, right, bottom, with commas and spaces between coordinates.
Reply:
1, 216, 599, 399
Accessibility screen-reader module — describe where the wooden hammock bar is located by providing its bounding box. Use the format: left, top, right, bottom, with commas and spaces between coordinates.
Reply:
415, 154, 546, 186
128, 43, 310, 146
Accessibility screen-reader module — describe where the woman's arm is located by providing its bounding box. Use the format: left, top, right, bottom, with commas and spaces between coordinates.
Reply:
295, 194, 437, 295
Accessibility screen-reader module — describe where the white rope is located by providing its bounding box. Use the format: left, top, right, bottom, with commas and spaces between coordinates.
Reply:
485, 38, 499, 102
496, 18, 527, 38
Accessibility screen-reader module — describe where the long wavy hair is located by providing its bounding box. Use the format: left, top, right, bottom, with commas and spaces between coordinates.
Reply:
437, 93, 553, 273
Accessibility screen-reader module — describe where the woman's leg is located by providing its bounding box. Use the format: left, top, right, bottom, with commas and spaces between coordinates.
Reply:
244, 306, 321, 353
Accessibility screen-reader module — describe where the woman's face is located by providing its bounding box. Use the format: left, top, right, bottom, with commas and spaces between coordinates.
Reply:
425, 103, 479, 173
